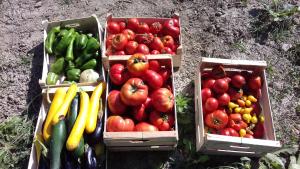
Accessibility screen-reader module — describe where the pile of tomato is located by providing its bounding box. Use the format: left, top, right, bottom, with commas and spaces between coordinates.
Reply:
106, 53, 175, 132
105, 18, 180, 56
201, 65, 265, 138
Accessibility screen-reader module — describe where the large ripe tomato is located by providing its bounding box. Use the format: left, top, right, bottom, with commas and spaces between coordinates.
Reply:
212, 65, 226, 79
125, 41, 138, 54
161, 35, 175, 49
220, 128, 239, 137
127, 53, 149, 76
213, 79, 229, 94
107, 21, 120, 34
122, 29, 136, 41
112, 33, 128, 50
151, 50, 160, 54
106, 116, 135, 132
109, 63, 130, 85
149, 111, 174, 131
204, 97, 218, 112
159, 67, 171, 83
228, 113, 247, 131
201, 88, 212, 103
217, 93, 230, 106
202, 78, 215, 89
127, 18, 139, 31
132, 97, 151, 121
248, 75, 262, 90
151, 88, 174, 112
228, 87, 243, 101
108, 90, 127, 115
231, 74, 246, 88
137, 22, 150, 34
120, 78, 148, 106
134, 122, 158, 132
106, 34, 115, 47
150, 37, 164, 51
136, 44, 150, 54
118, 21, 126, 31
163, 19, 180, 38
205, 110, 228, 130
172, 18, 179, 27
161, 47, 173, 54
150, 22, 163, 34
149, 60, 160, 72
144, 70, 163, 89
135, 33, 154, 45
113, 50, 125, 55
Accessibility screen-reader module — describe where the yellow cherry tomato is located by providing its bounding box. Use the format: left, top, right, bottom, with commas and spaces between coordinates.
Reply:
245, 100, 252, 107
243, 114, 252, 123
234, 107, 242, 113
239, 129, 246, 137
251, 114, 258, 124
240, 108, 245, 114
243, 107, 253, 114
247, 95, 257, 103
228, 102, 238, 109
259, 114, 265, 123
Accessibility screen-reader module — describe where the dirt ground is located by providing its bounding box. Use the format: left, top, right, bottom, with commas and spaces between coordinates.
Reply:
0, 0, 300, 168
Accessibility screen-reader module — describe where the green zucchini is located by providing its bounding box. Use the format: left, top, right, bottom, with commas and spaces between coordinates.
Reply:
50, 117, 67, 169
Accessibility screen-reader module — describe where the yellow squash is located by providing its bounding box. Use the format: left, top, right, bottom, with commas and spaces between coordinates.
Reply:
66, 91, 89, 151
85, 82, 106, 134
52, 84, 78, 125
43, 88, 66, 142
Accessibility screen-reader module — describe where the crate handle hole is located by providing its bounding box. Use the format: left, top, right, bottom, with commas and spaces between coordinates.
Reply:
230, 145, 250, 149
65, 23, 80, 28
150, 146, 160, 149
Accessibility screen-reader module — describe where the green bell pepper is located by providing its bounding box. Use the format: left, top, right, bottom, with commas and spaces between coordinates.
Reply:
45, 26, 61, 55
80, 59, 97, 71
46, 72, 59, 85
50, 57, 65, 74
74, 37, 100, 67
75, 34, 88, 50
65, 61, 75, 71
65, 34, 76, 61
67, 69, 81, 82
57, 29, 69, 38
54, 28, 75, 55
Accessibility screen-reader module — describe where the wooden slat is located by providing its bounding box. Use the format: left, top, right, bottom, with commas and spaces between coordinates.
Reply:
107, 145, 176, 151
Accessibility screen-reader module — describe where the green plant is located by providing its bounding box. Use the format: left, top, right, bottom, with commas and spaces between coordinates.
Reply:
231, 40, 246, 53
0, 116, 33, 168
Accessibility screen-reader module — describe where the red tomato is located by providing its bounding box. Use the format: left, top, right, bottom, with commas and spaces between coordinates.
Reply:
211, 65, 226, 79
136, 44, 150, 54
127, 18, 139, 31
127, 53, 149, 76
161, 35, 175, 49
228, 114, 248, 131
223, 77, 231, 83
204, 98, 218, 112
122, 29, 136, 41
217, 93, 230, 106
134, 122, 158, 132
150, 37, 164, 51
109, 63, 130, 85
220, 128, 239, 137
132, 97, 151, 121
202, 78, 215, 89
231, 74, 246, 88
163, 19, 180, 38
112, 33, 128, 50
125, 41, 138, 54
151, 50, 160, 54
213, 79, 229, 94
248, 75, 262, 90
137, 22, 150, 34
151, 88, 174, 112
228, 87, 243, 101
107, 21, 120, 34
172, 18, 179, 27
120, 78, 148, 106
158, 67, 171, 83
205, 110, 229, 130
161, 47, 173, 54
244, 134, 254, 138
118, 21, 126, 31
149, 22, 163, 34
113, 51, 125, 55
205, 127, 217, 134
253, 123, 264, 138
108, 90, 127, 115
106, 34, 116, 47
149, 111, 174, 131
106, 116, 135, 132
149, 60, 160, 72
135, 33, 154, 45
144, 70, 163, 89
201, 88, 212, 103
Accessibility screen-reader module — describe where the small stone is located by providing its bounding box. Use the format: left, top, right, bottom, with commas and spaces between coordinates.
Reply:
34, 1, 42, 8
281, 43, 293, 51
95, 7, 99, 11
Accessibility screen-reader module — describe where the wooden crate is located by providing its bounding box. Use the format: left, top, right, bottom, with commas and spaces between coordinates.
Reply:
195, 57, 281, 156
103, 55, 178, 151
27, 85, 100, 169
101, 13, 183, 70
39, 15, 105, 88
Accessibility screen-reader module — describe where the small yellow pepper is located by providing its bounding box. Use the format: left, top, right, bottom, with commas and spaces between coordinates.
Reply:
243, 114, 252, 123
247, 95, 257, 103
251, 114, 258, 124
245, 100, 252, 107
228, 102, 238, 109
